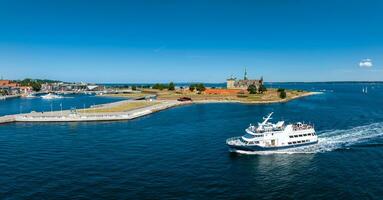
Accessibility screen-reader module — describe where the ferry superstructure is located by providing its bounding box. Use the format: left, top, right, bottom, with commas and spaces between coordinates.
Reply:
226, 112, 318, 153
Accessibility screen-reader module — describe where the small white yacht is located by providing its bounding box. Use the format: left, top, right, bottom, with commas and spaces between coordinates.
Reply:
24, 93, 36, 98
41, 93, 63, 99
226, 112, 318, 154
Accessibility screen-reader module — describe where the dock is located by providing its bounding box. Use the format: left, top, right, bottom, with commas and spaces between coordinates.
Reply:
0, 115, 16, 124
0, 100, 190, 124
0, 95, 20, 100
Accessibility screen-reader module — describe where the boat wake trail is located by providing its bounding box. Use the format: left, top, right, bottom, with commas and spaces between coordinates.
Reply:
287, 122, 383, 153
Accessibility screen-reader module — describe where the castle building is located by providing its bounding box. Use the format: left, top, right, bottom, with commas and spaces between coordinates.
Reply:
226, 68, 263, 90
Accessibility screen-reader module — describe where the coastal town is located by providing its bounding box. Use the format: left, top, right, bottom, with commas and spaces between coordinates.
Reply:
0, 70, 318, 124
0, 79, 104, 99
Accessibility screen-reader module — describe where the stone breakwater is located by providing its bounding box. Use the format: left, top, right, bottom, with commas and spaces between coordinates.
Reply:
0, 95, 20, 100
0, 100, 191, 124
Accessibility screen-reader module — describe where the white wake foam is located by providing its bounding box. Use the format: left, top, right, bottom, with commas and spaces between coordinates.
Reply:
286, 122, 383, 153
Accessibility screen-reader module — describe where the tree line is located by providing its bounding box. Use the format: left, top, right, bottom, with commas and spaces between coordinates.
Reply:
17, 78, 60, 92
247, 84, 267, 94
152, 82, 175, 90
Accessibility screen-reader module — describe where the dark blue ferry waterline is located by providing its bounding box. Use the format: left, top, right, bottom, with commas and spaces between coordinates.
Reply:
228, 141, 319, 152
1, 83, 383, 199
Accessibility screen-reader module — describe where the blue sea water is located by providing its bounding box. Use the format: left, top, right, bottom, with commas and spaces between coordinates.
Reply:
1, 83, 383, 199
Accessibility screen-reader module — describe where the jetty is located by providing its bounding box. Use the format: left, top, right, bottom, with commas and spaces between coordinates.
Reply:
0, 95, 20, 100
0, 100, 191, 124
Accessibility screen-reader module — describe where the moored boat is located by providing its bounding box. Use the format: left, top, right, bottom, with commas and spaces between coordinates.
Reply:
24, 93, 37, 98
41, 93, 63, 99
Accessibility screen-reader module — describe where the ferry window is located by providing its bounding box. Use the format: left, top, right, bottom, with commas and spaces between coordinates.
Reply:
254, 141, 259, 144
293, 141, 296, 144
307, 133, 311, 136
299, 134, 303, 137
306, 140, 310, 142
303, 134, 307, 136
288, 142, 292, 144
297, 141, 301, 143
289, 136, 293, 138
243, 134, 254, 139
294, 135, 298, 138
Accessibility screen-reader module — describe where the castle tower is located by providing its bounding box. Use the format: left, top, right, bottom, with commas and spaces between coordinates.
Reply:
244, 67, 248, 80
226, 75, 236, 89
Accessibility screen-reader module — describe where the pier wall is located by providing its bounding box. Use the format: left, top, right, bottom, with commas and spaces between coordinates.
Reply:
0, 116, 16, 124
0, 100, 190, 124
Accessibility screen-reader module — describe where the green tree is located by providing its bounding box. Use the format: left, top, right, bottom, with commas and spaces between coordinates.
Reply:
189, 84, 196, 92
168, 82, 175, 90
132, 85, 137, 91
31, 82, 41, 91
277, 88, 285, 92
258, 84, 267, 93
152, 84, 159, 89
279, 90, 287, 99
247, 84, 257, 94
196, 83, 206, 92
152, 83, 166, 90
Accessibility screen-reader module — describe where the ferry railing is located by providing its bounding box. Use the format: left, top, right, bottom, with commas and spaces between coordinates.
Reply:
226, 137, 245, 145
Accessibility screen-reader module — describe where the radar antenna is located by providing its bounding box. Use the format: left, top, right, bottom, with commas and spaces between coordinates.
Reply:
261, 112, 273, 125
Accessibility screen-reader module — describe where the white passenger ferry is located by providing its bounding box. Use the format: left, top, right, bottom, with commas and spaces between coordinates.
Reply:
226, 112, 318, 154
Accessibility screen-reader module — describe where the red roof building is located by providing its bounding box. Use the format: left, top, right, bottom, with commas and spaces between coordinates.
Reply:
0, 80, 19, 87
204, 88, 244, 95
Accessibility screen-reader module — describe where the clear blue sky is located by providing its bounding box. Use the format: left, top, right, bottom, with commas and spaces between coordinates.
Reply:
0, 0, 382, 83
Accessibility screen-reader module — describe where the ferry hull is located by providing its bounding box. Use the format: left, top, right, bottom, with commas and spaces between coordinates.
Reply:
227, 141, 318, 153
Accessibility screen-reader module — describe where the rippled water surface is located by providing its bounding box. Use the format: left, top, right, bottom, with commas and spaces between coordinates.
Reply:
0, 94, 124, 116
1, 83, 383, 199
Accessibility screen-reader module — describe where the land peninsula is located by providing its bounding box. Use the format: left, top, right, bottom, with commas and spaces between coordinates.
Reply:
104, 87, 316, 104
0, 71, 319, 124
104, 69, 317, 104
